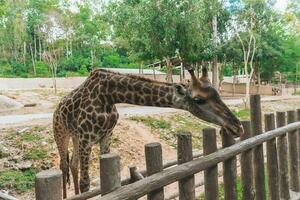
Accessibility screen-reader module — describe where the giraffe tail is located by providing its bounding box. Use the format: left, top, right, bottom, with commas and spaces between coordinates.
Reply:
66, 150, 71, 187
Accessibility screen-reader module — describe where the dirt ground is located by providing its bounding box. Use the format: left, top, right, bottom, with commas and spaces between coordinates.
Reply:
1, 88, 300, 199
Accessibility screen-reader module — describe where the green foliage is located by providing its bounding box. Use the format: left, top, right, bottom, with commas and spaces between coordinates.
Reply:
0, 64, 13, 75
59, 56, 90, 72
0, 0, 299, 81
35, 61, 50, 77
24, 147, 47, 160
0, 168, 38, 192
20, 132, 43, 142
159, 66, 181, 75
78, 65, 89, 75
130, 116, 171, 129
232, 108, 250, 120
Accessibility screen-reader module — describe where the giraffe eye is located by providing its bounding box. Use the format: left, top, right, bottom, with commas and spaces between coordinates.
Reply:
193, 97, 206, 105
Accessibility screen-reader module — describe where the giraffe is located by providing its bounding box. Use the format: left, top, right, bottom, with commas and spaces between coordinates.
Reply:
53, 68, 243, 198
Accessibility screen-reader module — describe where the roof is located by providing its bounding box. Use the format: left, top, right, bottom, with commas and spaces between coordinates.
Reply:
103, 68, 166, 75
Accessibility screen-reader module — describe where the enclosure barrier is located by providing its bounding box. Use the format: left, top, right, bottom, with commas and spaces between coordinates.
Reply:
34, 95, 300, 200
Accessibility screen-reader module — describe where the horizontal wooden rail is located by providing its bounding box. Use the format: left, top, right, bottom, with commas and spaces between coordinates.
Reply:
67, 138, 242, 200
98, 121, 300, 200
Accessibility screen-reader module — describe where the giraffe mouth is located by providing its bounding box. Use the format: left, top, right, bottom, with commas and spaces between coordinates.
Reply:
223, 123, 244, 138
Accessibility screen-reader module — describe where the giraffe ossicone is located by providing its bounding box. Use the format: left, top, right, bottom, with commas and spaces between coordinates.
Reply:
53, 68, 243, 198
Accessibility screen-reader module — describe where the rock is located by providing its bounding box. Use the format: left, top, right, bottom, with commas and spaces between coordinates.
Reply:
0, 95, 23, 112
17, 127, 30, 134
0, 146, 10, 158
0, 191, 19, 200
16, 160, 33, 170
91, 178, 100, 187
0, 158, 6, 170
9, 155, 22, 163
290, 190, 300, 200
39, 84, 46, 88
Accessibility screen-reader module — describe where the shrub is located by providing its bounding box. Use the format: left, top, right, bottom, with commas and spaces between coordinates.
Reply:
0, 64, 13, 75
59, 56, 90, 72
57, 70, 67, 77
35, 61, 50, 77
10, 61, 28, 76
78, 64, 89, 75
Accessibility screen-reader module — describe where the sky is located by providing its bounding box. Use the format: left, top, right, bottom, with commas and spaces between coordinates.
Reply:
274, 0, 289, 11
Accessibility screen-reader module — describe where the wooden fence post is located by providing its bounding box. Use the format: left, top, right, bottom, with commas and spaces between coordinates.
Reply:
287, 110, 299, 192
35, 169, 62, 200
145, 143, 164, 200
221, 129, 237, 200
203, 128, 218, 200
100, 153, 121, 195
240, 121, 254, 200
297, 109, 300, 184
177, 132, 195, 200
250, 94, 266, 200
265, 113, 279, 200
276, 111, 290, 200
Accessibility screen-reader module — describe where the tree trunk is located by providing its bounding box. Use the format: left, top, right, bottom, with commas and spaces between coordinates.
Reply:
34, 32, 37, 60
91, 49, 94, 68
39, 37, 42, 61
66, 40, 69, 59
196, 62, 200, 78
30, 43, 36, 76
257, 68, 261, 94
212, 15, 218, 90
165, 57, 173, 83
243, 59, 250, 108
51, 64, 57, 94
23, 42, 26, 68
70, 40, 73, 56
233, 74, 236, 97
139, 61, 144, 74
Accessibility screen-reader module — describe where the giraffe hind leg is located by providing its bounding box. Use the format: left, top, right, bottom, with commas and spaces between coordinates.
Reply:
70, 137, 80, 195
54, 130, 70, 199
79, 141, 92, 193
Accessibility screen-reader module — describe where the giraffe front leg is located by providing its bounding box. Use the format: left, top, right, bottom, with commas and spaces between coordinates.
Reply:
79, 142, 92, 193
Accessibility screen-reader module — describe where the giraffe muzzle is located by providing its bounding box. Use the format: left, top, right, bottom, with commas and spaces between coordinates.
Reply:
224, 123, 244, 138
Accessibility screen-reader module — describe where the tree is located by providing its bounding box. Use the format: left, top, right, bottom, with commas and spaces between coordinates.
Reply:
42, 49, 61, 93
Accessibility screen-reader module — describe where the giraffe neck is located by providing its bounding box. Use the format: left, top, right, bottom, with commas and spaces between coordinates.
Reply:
93, 70, 176, 107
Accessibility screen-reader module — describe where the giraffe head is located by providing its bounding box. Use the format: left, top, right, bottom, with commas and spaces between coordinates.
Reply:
173, 67, 243, 137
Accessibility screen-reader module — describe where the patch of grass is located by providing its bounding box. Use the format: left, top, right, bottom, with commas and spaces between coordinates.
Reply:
20, 132, 43, 142
198, 175, 268, 200
170, 114, 210, 149
171, 114, 209, 133
198, 177, 243, 200
233, 108, 250, 120
130, 116, 171, 129
0, 168, 38, 192
130, 113, 210, 149
24, 147, 47, 160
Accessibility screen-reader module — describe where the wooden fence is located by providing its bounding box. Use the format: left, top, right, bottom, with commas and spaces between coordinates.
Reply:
35, 94, 300, 200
